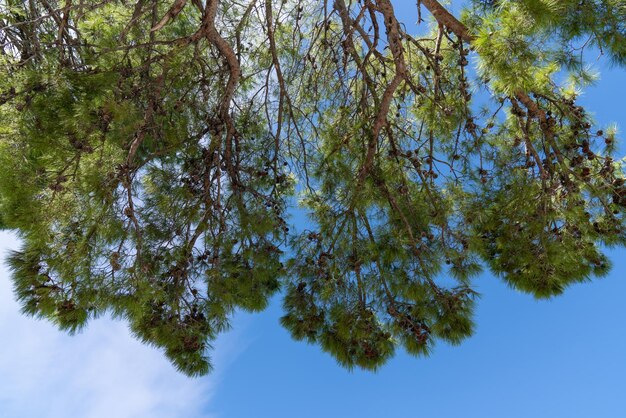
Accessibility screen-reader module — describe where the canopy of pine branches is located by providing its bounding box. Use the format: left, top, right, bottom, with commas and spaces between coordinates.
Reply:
0, 0, 624, 375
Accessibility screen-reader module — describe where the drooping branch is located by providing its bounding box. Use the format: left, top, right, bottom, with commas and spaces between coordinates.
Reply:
151, 0, 189, 32
419, 0, 473, 43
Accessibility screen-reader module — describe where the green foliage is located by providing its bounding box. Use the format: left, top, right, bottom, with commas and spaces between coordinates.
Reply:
0, 0, 624, 375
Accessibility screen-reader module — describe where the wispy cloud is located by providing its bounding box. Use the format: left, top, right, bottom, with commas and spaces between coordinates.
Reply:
0, 232, 245, 418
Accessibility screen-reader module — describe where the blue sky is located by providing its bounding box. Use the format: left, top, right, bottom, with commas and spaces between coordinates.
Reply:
1, 2, 625, 417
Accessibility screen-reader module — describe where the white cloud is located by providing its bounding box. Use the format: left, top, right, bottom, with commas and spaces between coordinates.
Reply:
0, 231, 245, 418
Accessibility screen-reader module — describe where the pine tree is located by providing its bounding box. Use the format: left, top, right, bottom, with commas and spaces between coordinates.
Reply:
0, 0, 624, 375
